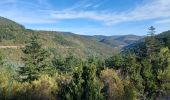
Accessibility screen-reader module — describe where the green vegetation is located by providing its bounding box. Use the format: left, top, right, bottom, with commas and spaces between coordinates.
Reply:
18, 36, 54, 82
83, 35, 143, 48
0, 17, 115, 62
0, 17, 170, 100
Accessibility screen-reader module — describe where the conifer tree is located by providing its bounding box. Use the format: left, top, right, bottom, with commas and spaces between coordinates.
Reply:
63, 66, 84, 100
145, 26, 160, 56
18, 36, 53, 82
82, 63, 103, 100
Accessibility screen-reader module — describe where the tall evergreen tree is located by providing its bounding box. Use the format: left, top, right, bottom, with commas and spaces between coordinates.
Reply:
62, 66, 84, 100
82, 63, 103, 100
145, 26, 160, 56
18, 36, 53, 82
52, 54, 81, 73
60, 61, 103, 100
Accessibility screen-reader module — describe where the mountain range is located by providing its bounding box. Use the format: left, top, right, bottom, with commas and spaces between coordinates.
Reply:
0, 16, 143, 63
82, 35, 143, 48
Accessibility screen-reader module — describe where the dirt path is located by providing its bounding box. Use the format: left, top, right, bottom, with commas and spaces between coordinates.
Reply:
0, 46, 75, 49
0, 46, 22, 49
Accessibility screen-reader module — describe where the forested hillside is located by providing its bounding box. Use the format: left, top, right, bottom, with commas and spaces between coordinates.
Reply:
0, 17, 116, 63
83, 35, 143, 48
0, 17, 170, 100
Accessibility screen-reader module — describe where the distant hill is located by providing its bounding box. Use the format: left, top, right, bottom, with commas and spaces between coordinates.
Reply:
157, 30, 170, 39
156, 30, 170, 48
0, 16, 144, 64
0, 17, 25, 29
83, 35, 143, 48
0, 16, 117, 63
123, 30, 170, 57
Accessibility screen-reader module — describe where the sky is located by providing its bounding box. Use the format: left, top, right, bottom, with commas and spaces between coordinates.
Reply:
0, 0, 170, 36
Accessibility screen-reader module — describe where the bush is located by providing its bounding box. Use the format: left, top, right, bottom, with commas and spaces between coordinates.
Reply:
0, 72, 59, 100
30, 75, 58, 100
100, 68, 124, 100
0, 67, 12, 99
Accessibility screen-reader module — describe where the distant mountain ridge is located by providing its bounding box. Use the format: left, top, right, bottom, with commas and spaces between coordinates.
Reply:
82, 34, 144, 48
123, 30, 170, 57
0, 17, 25, 29
0, 16, 143, 62
0, 16, 115, 61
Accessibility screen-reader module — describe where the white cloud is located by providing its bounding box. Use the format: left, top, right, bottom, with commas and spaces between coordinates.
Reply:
0, 0, 170, 26
156, 19, 170, 24
50, 0, 170, 25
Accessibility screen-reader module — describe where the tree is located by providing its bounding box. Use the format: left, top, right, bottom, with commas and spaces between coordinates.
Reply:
145, 26, 161, 56
105, 54, 123, 69
155, 48, 170, 97
61, 66, 84, 100
52, 54, 81, 73
123, 79, 137, 100
165, 37, 170, 49
100, 69, 124, 100
148, 26, 156, 36
82, 63, 103, 100
52, 56, 68, 73
141, 59, 156, 98
122, 52, 144, 94
140, 48, 170, 99
18, 36, 53, 82
60, 60, 103, 100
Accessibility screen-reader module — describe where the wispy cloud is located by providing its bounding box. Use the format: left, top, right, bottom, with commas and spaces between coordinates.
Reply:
156, 19, 170, 24
0, 0, 55, 24
0, 0, 170, 26
50, 0, 170, 25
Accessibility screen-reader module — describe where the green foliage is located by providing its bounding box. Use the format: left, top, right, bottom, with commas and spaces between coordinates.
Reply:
30, 75, 58, 100
53, 35, 72, 46
56, 74, 72, 99
52, 55, 82, 73
123, 80, 137, 100
105, 54, 123, 69
81, 63, 103, 100
60, 61, 103, 100
145, 31, 161, 57
0, 28, 16, 41
0, 67, 12, 99
85, 35, 142, 48
104, 27, 170, 99
100, 69, 124, 100
0, 52, 3, 65
1, 17, 170, 100
18, 36, 53, 82
0, 74, 58, 100
60, 67, 84, 100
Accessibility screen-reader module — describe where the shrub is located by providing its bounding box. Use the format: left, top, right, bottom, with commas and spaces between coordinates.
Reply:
100, 68, 124, 100
30, 75, 58, 100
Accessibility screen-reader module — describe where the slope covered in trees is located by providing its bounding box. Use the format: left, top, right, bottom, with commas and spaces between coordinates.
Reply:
0, 16, 116, 63
0, 16, 170, 100
83, 35, 143, 48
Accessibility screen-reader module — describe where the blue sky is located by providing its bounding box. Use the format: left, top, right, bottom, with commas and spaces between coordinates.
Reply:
0, 0, 170, 36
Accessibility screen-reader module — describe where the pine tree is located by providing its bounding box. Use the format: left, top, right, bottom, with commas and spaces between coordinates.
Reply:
62, 66, 84, 100
82, 63, 103, 100
145, 26, 160, 56
105, 54, 123, 69
18, 36, 53, 82
122, 52, 144, 92
52, 54, 81, 73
